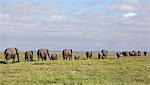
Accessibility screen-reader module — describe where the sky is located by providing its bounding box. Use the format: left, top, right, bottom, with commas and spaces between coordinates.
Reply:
0, 0, 150, 51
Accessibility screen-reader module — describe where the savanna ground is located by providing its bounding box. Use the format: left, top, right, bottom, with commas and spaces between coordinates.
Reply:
0, 51, 150, 85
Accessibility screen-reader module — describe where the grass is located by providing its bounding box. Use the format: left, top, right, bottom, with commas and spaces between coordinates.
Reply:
0, 52, 150, 85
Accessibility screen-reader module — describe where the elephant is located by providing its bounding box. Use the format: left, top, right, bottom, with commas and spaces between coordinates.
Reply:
116, 52, 121, 58
74, 55, 80, 60
144, 51, 147, 56
129, 51, 132, 56
49, 53, 58, 60
86, 51, 92, 59
4, 48, 20, 63
133, 51, 138, 56
122, 51, 129, 56
37, 49, 50, 61
101, 50, 108, 58
137, 51, 141, 56
62, 49, 73, 60
98, 52, 105, 59
25, 51, 33, 61
129, 51, 138, 56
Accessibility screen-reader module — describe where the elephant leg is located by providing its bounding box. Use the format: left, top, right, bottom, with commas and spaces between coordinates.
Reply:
38, 56, 40, 61
17, 56, 20, 62
99, 56, 101, 59
102, 56, 104, 59
63, 56, 65, 60
66, 56, 69, 60
12, 57, 15, 63
25, 56, 27, 61
100, 56, 102, 59
30, 56, 33, 61
31, 56, 33, 61
98, 56, 100, 59
5, 57, 8, 64
65, 56, 67, 60
51, 57, 54, 60
117, 55, 120, 58
49, 56, 52, 60
41, 57, 43, 61
69, 56, 72, 60
104, 56, 107, 59
44, 56, 47, 61
26, 56, 28, 61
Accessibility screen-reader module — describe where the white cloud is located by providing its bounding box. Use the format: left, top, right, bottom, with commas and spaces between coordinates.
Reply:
0, 14, 10, 20
123, 12, 137, 18
49, 15, 64, 22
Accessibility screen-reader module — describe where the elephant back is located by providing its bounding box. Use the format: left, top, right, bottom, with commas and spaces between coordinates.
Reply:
4, 48, 18, 55
63, 49, 72, 56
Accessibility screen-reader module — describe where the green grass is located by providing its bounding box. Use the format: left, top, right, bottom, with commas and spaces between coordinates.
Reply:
0, 52, 150, 85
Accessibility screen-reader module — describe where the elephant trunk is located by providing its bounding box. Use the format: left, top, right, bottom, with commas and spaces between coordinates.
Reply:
15, 48, 20, 62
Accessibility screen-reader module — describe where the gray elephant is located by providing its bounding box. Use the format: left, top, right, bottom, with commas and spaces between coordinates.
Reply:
62, 49, 73, 60
122, 51, 129, 56
137, 51, 141, 56
129, 51, 132, 56
98, 52, 105, 59
101, 49, 108, 58
49, 53, 58, 60
74, 55, 80, 60
4, 48, 20, 63
25, 51, 33, 61
116, 52, 121, 58
37, 49, 50, 61
86, 51, 92, 59
144, 51, 147, 56
129, 51, 138, 56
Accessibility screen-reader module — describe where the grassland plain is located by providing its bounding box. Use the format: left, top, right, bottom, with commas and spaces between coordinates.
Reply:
0, 52, 150, 85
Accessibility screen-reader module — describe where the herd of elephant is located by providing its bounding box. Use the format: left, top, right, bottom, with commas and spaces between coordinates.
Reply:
3, 48, 148, 64
116, 51, 147, 58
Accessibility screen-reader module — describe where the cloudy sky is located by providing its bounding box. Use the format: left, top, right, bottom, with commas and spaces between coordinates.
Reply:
0, 0, 149, 51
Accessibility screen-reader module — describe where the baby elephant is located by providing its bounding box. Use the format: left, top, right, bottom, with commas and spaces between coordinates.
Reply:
49, 53, 58, 60
25, 51, 34, 61
74, 55, 80, 60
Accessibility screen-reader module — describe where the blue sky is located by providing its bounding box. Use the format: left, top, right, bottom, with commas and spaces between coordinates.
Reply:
0, 0, 150, 51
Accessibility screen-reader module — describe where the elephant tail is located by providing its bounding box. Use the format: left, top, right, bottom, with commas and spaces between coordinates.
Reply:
70, 49, 73, 57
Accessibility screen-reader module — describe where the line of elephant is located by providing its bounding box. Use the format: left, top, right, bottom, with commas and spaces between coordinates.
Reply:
3, 48, 148, 64
3, 48, 108, 64
116, 51, 147, 58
